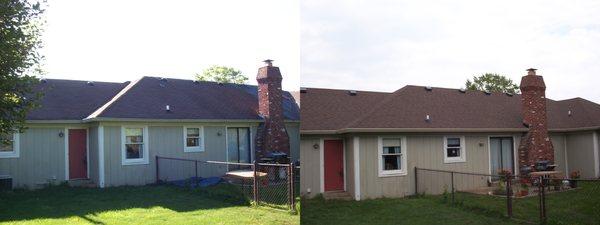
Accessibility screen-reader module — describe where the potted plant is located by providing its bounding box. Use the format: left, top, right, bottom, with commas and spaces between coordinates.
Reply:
550, 179, 562, 191
569, 171, 581, 188
519, 178, 530, 196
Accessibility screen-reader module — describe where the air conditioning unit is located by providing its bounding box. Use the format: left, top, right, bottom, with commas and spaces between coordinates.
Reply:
0, 175, 12, 190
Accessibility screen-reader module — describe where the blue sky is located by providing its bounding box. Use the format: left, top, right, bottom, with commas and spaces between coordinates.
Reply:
301, 0, 600, 102
40, 0, 300, 91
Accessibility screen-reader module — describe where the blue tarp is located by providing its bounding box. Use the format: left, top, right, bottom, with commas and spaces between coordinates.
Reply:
170, 177, 222, 188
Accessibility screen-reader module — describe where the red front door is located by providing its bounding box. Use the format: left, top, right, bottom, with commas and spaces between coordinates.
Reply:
324, 140, 344, 191
69, 129, 87, 179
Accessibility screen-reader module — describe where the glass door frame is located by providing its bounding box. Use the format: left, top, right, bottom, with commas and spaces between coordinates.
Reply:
226, 126, 253, 171
488, 136, 517, 181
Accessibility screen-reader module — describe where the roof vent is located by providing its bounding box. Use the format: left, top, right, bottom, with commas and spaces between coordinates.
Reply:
459, 88, 466, 93
348, 90, 357, 96
218, 82, 224, 86
300, 87, 307, 93
160, 77, 168, 81
425, 86, 433, 91
505, 92, 513, 97
484, 91, 491, 95
165, 105, 171, 111
40, 78, 47, 83
193, 80, 200, 84
425, 114, 431, 122
568, 110, 572, 116
87, 81, 95, 86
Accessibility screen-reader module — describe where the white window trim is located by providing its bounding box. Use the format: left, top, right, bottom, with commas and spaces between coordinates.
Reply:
0, 133, 19, 158
121, 126, 149, 166
443, 136, 466, 163
183, 126, 205, 153
378, 136, 408, 177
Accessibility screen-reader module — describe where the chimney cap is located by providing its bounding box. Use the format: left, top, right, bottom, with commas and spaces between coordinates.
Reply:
526, 68, 537, 75
263, 59, 274, 67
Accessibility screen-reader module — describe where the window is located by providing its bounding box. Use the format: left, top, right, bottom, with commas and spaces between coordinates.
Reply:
121, 126, 149, 165
378, 137, 407, 177
444, 136, 466, 163
184, 127, 204, 152
0, 132, 19, 158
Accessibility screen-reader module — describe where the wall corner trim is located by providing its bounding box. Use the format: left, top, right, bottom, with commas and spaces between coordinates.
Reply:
98, 125, 105, 188
319, 138, 324, 193
353, 136, 361, 201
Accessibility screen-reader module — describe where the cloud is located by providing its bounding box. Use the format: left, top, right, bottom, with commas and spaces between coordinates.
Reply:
301, 0, 600, 102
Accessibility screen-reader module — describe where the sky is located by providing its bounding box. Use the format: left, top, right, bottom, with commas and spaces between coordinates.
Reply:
301, 0, 600, 102
40, 0, 300, 91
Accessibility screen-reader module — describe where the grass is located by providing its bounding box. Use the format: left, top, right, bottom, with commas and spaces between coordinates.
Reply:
0, 183, 298, 225
302, 182, 600, 225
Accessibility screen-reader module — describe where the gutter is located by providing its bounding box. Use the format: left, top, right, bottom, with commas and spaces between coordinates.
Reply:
83, 117, 300, 123
301, 127, 529, 135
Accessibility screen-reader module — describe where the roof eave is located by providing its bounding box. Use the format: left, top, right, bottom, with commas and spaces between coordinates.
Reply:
301, 127, 530, 134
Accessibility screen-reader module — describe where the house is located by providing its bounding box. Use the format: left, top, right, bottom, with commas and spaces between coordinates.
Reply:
299, 68, 600, 200
0, 62, 300, 189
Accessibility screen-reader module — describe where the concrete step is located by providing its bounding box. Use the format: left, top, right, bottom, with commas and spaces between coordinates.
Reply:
68, 179, 96, 188
323, 191, 353, 201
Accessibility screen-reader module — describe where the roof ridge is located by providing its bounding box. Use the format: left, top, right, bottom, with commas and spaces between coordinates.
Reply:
40, 78, 126, 84
84, 77, 144, 120
301, 87, 393, 94
342, 86, 410, 129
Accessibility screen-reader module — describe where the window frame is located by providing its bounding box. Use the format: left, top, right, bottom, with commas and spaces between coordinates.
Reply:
183, 126, 204, 153
443, 136, 466, 163
0, 133, 19, 158
121, 126, 149, 166
377, 136, 407, 177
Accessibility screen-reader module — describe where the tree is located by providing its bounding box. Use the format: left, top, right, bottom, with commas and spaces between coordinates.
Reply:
195, 65, 248, 84
0, 0, 45, 139
465, 73, 520, 94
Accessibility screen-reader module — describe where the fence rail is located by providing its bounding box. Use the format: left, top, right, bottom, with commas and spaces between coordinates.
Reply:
415, 167, 600, 225
155, 156, 297, 212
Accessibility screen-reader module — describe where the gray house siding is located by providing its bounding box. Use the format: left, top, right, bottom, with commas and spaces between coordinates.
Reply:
101, 123, 300, 187
286, 124, 301, 163
0, 127, 66, 188
88, 126, 99, 184
345, 137, 355, 199
566, 132, 597, 178
300, 138, 321, 198
550, 134, 566, 175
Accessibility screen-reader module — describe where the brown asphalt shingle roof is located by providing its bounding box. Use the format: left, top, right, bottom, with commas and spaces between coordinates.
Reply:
300, 85, 600, 132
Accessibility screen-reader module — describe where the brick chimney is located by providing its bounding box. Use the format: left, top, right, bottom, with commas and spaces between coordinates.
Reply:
255, 60, 290, 160
517, 68, 554, 172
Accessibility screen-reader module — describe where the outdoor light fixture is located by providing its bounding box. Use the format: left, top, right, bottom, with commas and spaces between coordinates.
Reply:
58, 131, 64, 138
313, 143, 319, 150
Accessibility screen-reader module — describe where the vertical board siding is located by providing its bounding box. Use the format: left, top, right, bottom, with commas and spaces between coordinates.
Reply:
0, 127, 66, 188
345, 137, 355, 198
286, 123, 300, 163
103, 125, 231, 187
88, 126, 99, 184
300, 138, 320, 198
566, 132, 596, 178
358, 134, 491, 199
550, 134, 566, 175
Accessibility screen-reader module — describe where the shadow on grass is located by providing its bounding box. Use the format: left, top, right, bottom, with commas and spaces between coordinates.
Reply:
0, 183, 250, 223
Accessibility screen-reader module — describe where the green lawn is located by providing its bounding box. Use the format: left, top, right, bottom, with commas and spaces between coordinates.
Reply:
302, 182, 600, 225
0, 184, 298, 225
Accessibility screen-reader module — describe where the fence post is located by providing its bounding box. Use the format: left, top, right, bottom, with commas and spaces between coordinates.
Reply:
155, 155, 160, 184
289, 163, 296, 212
194, 161, 198, 178
538, 176, 546, 225
253, 160, 259, 206
451, 171, 455, 205
506, 174, 512, 218
541, 177, 547, 225
414, 167, 418, 195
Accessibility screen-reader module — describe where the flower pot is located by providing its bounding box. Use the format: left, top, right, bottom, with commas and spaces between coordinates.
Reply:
519, 190, 528, 196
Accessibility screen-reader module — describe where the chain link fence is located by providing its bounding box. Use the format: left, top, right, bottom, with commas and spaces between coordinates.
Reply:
156, 156, 297, 212
415, 167, 600, 224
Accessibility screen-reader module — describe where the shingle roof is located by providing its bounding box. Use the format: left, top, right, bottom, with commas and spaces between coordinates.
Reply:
300, 85, 600, 132
27, 79, 128, 120
68, 76, 298, 121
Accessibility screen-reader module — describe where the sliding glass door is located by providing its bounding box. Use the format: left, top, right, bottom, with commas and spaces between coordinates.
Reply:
227, 127, 251, 170
490, 137, 514, 180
